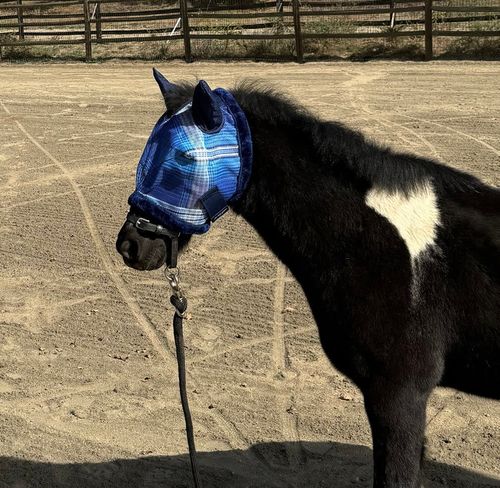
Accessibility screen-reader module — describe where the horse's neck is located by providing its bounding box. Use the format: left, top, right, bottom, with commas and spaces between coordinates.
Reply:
231, 114, 444, 288
232, 129, 368, 282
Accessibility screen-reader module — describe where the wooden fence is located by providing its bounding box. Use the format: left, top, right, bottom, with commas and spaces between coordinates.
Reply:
0, 0, 499, 61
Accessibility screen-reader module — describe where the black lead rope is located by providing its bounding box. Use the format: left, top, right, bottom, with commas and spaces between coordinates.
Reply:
126, 214, 201, 485
167, 268, 203, 488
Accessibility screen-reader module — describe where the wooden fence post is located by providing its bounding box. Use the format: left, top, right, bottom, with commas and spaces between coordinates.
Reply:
179, 0, 192, 63
292, 0, 303, 63
95, 2, 102, 41
83, 0, 92, 61
17, 0, 24, 40
424, 0, 433, 60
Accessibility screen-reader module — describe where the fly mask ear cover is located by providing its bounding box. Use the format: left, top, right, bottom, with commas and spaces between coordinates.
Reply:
128, 77, 253, 235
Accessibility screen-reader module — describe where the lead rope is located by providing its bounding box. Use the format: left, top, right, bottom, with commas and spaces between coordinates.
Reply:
165, 266, 203, 488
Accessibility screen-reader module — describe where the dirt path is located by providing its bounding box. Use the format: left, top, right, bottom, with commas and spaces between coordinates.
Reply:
0, 61, 499, 488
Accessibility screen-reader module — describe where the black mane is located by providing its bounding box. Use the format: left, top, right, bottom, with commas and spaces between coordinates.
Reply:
232, 82, 484, 194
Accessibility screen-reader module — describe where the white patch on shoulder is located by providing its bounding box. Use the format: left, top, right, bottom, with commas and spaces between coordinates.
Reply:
366, 181, 440, 260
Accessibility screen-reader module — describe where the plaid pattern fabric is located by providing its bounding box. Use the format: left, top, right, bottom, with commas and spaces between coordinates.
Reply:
128, 88, 252, 234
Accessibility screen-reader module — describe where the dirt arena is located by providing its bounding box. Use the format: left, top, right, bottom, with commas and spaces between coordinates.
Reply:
0, 61, 499, 488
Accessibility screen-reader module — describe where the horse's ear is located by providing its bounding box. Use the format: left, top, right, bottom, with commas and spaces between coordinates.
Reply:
152, 68, 178, 98
191, 80, 223, 132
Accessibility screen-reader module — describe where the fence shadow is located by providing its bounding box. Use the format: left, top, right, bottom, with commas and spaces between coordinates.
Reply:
1, 441, 499, 488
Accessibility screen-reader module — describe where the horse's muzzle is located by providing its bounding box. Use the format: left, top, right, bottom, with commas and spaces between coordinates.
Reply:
116, 219, 167, 271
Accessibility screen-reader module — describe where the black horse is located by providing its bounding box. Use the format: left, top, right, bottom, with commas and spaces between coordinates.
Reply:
116, 79, 500, 488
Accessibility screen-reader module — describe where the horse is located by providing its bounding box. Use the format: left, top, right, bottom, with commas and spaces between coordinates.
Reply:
116, 71, 500, 488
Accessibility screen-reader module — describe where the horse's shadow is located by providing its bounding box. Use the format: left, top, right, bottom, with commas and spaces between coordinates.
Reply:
1, 441, 499, 488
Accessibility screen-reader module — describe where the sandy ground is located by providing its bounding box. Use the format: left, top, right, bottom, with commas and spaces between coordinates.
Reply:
0, 61, 499, 488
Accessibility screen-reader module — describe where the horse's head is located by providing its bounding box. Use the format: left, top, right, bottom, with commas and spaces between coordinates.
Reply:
116, 69, 252, 271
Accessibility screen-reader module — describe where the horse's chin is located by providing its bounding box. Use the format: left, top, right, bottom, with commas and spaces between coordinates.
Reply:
123, 256, 165, 271
122, 246, 166, 271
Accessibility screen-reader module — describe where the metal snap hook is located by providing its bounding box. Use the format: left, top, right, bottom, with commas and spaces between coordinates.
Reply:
165, 266, 180, 291
164, 266, 187, 317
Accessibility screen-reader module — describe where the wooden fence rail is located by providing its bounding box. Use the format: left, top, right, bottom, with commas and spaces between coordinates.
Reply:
0, 0, 499, 61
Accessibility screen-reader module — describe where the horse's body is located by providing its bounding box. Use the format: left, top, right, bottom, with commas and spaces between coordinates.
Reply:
116, 80, 500, 488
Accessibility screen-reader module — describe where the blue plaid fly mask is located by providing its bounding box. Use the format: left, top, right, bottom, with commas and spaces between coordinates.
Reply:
128, 71, 253, 235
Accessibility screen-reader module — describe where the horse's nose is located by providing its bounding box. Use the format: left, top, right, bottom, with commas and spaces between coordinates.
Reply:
117, 238, 137, 261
